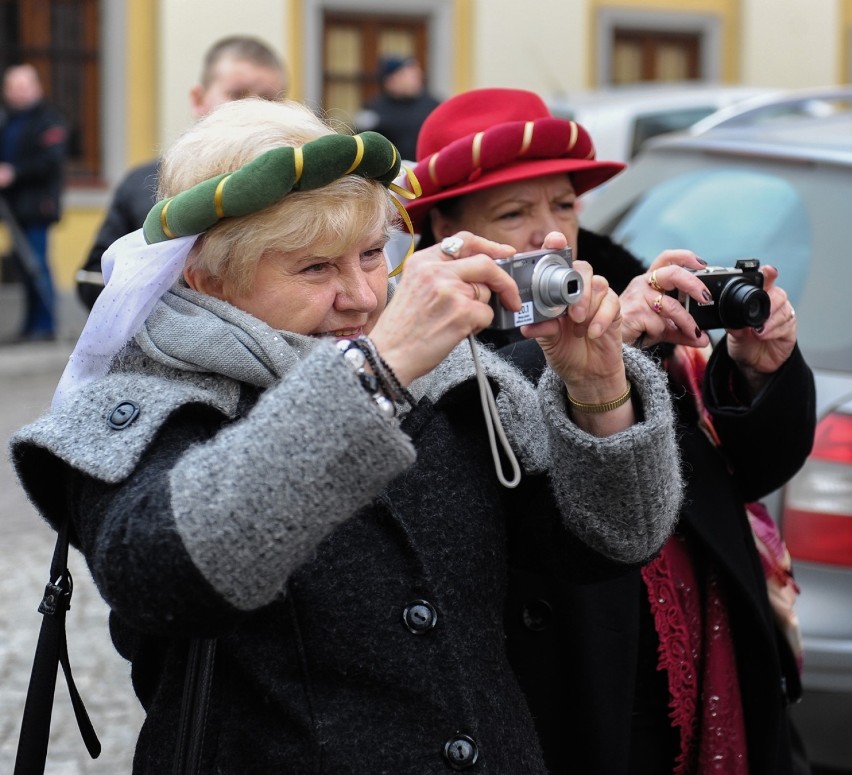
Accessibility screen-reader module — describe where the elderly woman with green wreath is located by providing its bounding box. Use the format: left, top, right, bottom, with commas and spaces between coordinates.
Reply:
11, 98, 682, 773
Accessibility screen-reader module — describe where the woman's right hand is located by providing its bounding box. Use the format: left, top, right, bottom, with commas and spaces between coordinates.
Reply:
369, 232, 521, 385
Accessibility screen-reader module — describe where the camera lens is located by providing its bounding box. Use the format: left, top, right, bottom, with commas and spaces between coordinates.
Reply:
537, 264, 583, 308
718, 280, 771, 328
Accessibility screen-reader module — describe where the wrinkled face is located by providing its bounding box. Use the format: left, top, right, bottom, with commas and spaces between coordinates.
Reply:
3, 66, 42, 111
210, 229, 390, 337
431, 173, 579, 256
192, 57, 285, 118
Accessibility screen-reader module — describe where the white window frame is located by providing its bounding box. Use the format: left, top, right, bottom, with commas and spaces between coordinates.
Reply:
596, 8, 723, 85
300, 0, 454, 112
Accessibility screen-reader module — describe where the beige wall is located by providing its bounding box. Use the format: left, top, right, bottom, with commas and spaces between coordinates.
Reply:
741, 0, 838, 87
472, 0, 588, 94
157, 0, 289, 149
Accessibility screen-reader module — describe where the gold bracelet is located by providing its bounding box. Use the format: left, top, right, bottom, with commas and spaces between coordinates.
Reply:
567, 383, 632, 414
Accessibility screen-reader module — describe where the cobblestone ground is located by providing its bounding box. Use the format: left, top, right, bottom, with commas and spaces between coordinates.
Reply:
0, 343, 144, 773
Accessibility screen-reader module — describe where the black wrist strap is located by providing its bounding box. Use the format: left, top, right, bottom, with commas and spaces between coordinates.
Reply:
14, 519, 101, 774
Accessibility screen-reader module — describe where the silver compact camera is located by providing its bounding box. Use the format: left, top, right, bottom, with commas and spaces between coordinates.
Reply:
488, 247, 584, 330
668, 257, 770, 330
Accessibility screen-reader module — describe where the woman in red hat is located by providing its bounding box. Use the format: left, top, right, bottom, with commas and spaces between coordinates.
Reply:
403, 87, 814, 775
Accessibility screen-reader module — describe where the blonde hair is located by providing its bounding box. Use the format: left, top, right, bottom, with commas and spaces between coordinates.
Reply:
158, 98, 398, 294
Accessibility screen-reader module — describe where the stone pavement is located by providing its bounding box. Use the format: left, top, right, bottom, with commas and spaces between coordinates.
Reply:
0, 294, 144, 773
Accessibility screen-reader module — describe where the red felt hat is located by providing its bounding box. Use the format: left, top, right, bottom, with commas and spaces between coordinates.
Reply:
402, 88, 625, 232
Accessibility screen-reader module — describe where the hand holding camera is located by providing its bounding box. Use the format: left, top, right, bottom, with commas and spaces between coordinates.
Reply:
619, 252, 774, 350
487, 247, 584, 330
668, 258, 771, 331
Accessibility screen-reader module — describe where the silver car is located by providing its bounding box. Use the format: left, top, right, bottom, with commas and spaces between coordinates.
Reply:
580, 108, 852, 773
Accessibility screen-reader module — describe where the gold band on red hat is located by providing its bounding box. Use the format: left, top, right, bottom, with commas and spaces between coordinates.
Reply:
428, 153, 440, 186
520, 121, 534, 155
566, 120, 578, 152
410, 117, 603, 200
471, 131, 484, 170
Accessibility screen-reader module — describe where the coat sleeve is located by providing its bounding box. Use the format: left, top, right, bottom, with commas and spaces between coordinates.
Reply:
703, 341, 816, 501
10, 342, 417, 637
535, 345, 683, 565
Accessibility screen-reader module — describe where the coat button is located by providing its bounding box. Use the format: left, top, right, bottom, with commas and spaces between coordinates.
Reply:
402, 599, 437, 634
521, 598, 553, 631
108, 401, 140, 429
443, 734, 479, 769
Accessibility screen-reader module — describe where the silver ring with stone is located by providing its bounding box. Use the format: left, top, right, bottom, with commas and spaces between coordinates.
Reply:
440, 236, 464, 257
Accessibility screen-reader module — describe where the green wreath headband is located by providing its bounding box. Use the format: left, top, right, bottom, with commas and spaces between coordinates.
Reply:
143, 130, 422, 275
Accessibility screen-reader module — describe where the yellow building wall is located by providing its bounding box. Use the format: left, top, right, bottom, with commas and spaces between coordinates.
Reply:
51, 0, 157, 293
843, 0, 852, 82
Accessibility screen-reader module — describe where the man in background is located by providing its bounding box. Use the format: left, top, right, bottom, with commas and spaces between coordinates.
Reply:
0, 64, 67, 342
356, 55, 439, 161
76, 35, 287, 309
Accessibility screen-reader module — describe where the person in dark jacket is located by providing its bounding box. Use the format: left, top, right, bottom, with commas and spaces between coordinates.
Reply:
75, 35, 287, 309
403, 87, 816, 775
355, 55, 439, 161
11, 97, 685, 773
0, 64, 67, 341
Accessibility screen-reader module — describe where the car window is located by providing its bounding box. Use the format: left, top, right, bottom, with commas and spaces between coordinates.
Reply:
608, 167, 852, 371
629, 107, 717, 158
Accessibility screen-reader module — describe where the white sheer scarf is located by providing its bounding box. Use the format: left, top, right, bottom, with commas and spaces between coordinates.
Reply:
53, 229, 200, 409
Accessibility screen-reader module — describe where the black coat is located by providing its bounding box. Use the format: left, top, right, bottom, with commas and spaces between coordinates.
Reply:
501, 232, 817, 775
0, 100, 66, 225
30, 377, 626, 774
76, 158, 159, 309
358, 91, 440, 161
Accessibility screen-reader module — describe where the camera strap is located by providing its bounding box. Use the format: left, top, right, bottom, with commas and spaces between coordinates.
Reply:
468, 334, 521, 488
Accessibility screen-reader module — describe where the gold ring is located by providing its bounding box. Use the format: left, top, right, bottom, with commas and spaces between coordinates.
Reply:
440, 236, 464, 257
469, 282, 481, 302
652, 293, 664, 314
647, 270, 664, 293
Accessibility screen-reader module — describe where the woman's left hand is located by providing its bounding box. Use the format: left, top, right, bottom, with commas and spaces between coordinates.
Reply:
726, 264, 797, 383
522, 232, 628, 406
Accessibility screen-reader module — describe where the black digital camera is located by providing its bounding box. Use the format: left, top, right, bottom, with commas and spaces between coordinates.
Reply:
668, 258, 770, 330
487, 247, 584, 330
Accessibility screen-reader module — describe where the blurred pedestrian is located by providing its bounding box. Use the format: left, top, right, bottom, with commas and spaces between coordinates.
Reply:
75, 35, 287, 309
355, 55, 439, 161
0, 64, 67, 342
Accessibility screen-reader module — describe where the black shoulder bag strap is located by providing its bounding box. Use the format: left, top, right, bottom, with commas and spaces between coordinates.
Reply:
14, 518, 217, 774
173, 637, 217, 775
14, 518, 101, 774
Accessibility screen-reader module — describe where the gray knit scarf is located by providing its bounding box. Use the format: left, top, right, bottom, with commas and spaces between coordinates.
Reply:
135, 281, 319, 387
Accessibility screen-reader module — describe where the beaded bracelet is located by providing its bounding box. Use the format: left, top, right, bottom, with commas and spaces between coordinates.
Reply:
352, 336, 417, 408
336, 339, 396, 420
566, 383, 632, 414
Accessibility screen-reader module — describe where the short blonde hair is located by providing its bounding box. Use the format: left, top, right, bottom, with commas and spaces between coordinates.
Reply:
158, 98, 398, 294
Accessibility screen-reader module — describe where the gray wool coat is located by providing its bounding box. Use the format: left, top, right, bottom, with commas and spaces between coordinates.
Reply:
10, 287, 682, 773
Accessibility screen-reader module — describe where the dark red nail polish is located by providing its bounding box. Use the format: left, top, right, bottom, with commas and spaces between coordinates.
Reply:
696, 256, 708, 266
755, 325, 765, 334
702, 290, 712, 302
695, 327, 702, 338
